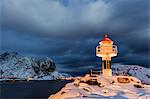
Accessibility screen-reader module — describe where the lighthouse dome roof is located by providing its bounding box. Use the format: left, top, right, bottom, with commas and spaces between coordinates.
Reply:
100, 34, 112, 43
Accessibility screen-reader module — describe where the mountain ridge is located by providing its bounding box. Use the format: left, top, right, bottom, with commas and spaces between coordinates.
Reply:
0, 52, 70, 80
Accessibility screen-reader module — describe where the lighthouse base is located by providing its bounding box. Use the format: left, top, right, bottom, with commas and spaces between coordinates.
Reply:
102, 69, 112, 77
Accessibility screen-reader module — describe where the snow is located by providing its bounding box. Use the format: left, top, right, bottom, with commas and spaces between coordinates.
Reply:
0, 52, 71, 80
49, 74, 150, 99
112, 65, 150, 84
33, 71, 71, 80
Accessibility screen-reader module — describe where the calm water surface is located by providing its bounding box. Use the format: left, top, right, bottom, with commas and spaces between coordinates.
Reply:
0, 80, 72, 99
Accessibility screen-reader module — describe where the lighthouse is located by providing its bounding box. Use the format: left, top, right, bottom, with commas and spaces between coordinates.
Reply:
96, 34, 118, 76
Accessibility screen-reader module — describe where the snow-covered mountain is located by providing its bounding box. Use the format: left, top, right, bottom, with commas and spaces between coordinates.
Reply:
0, 52, 70, 80
111, 65, 150, 84
0, 52, 149, 83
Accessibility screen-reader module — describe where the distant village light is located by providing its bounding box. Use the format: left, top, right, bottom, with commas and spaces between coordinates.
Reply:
96, 34, 118, 76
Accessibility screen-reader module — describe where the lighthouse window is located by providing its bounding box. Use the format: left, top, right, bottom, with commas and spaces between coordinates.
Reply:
104, 65, 106, 69
103, 61, 106, 69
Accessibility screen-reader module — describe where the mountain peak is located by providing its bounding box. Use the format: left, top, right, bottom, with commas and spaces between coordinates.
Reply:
0, 52, 70, 80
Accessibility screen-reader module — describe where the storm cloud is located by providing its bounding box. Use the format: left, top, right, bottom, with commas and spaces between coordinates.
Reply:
1, 0, 150, 73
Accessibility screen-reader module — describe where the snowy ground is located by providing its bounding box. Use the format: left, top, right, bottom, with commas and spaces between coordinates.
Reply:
49, 74, 150, 99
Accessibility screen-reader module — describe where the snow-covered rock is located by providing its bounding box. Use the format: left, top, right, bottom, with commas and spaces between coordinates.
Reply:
0, 52, 70, 80
112, 65, 150, 84
49, 74, 150, 99
33, 71, 71, 80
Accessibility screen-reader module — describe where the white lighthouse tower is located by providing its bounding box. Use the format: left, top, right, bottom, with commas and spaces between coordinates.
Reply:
96, 34, 118, 76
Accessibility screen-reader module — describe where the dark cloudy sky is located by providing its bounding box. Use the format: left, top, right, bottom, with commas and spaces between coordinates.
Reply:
1, 0, 150, 73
